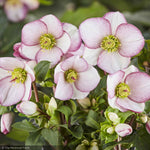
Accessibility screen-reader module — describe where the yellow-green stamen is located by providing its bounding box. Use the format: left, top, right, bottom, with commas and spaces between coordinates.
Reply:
11, 68, 27, 83
115, 83, 131, 98
101, 35, 121, 52
64, 69, 78, 83
40, 34, 56, 50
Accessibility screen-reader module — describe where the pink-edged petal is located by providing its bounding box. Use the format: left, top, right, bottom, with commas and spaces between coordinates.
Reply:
55, 72, 73, 100
61, 56, 88, 72
107, 71, 125, 99
98, 51, 131, 74
125, 72, 150, 103
75, 66, 100, 92
116, 23, 145, 57
116, 97, 145, 113
56, 32, 71, 54
40, 14, 63, 38
72, 84, 89, 99
20, 44, 41, 60
13, 42, 22, 58
36, 47, 63, 68
54, 63, 63, 84
108, 96, 127, 112
103, 11, 127, 35
83, 46, 102, 66
4, 2, 27, 22
22, 74, 32, 100
79, 17, 111, 49
0, 77, 25, 106
22, 20, 47, 46
63, 23, 81, 51
21, 0, 39, 10
0, 57, 24, 71
146, 120, 150, 134
26, 60, 37, 71
24, 63, 35, 81
0, 68, 11, 80
115, 123, 132, 137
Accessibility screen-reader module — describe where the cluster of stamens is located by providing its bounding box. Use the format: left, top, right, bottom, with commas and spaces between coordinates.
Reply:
64, 69, 78, 83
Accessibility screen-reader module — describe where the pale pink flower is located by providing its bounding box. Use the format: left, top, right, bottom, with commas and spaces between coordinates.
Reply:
14, 15, 81, 68
115, 123, 132, 137
107, 65, 150, 113
146, 120, 150, 134
2, 0, 39, 22
0, 57, 35, 106
1, 112, 14, 134
54, 56, 100, 100
16, 101, 38, 115
79, 11, 144, 74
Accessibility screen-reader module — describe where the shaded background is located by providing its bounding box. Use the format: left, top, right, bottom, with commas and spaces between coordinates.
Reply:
0, 0, 150, 147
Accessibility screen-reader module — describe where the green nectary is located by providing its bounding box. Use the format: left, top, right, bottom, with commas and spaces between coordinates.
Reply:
115, 82, 131, 98
40, 33, 56, 50
11, 68, 27, 83
64, 69, 78, 83
101, 35, 121, 52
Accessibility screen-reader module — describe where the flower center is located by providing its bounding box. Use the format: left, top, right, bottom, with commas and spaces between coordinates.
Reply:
11, 68, 27, 83
115, 83, 130, 98
64, 69, 78, 83
101, 35, 121, 52
40, 34, 56, 50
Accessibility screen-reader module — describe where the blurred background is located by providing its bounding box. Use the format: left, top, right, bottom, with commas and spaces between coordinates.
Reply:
0, 0, 150, 147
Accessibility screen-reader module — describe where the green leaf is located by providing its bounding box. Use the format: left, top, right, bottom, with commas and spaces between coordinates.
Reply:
38, 0, 53, 5
7, 128, 29, 142
144, 100, 150, 113
60, 124, 83, 139
85, 110, 100, 129
57, 105, 72, 123
61, 2, 108, 26
118, 111, 134, 123
41, 128, 61, 146
34, 61, 50, 82
0, 105, 11, 115
12, 120, 38, 132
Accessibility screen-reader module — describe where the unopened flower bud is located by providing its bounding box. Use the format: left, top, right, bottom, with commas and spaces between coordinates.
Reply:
16, 101, 38, 116
108, 112, 120, 124
75, 144, 87, 150
140, 114, 148, 123
89, 141, 99, 150
107, 126, 115, 134
91, 98, 96, 106
1, 112, 14, 134
146, 120, 150, 134
115, 123, 132, 137
47, 97, 57, 116
77, 97, 91, 109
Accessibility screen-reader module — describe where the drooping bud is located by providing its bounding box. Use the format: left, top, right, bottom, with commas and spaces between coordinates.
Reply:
107, 126, 115, 134
146, 120, 150, 134
77, 97, 91, 109
108, 112, 120, 125
140, 114, 148, 123
1, 112, 14, 134
46, 97, 57, 116
16, 101, 38, 116
115, 123, 132, 137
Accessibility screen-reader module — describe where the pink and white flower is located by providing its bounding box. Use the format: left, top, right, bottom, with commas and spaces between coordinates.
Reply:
107, 65, 150, 113
2, 0, 39, 22
54, 56, 100, 100
146, 120, 150, 134
79, 11, 145, 74
1, 112, 14, 134
0, 57, 35, 106
115, 123, 132, 137
14, 15, 81, 68
16, 101, 38, 115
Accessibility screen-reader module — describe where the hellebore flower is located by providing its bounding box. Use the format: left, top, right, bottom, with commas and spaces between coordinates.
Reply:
2, 0, 39, 22
107, 65, 150, 113
14, 15, 81, 68
0, 57, 35, 106
16, 101, 38, 115
1, 112, 14, 134
115, 123, 132, 137
54, 56, 100, 100
79, 11, 144, 74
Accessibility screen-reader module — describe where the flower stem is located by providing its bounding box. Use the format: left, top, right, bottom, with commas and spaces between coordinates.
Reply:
32, 81, 39, 102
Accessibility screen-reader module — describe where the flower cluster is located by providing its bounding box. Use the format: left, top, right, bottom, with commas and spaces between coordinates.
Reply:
0, 0, 39, 22
0, 11, 150, 145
